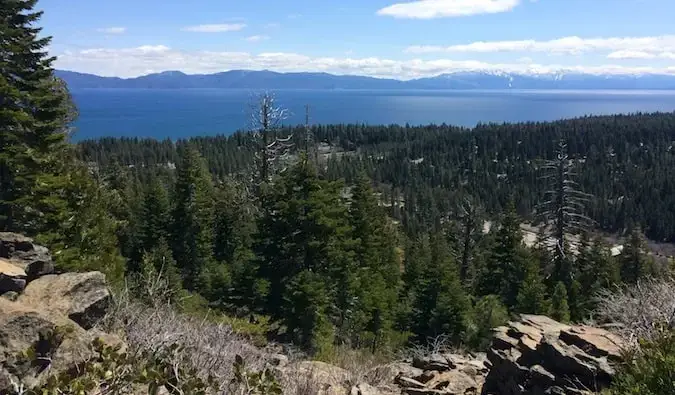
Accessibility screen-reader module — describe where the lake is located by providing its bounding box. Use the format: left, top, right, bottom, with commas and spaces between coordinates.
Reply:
69, 89, 675, 141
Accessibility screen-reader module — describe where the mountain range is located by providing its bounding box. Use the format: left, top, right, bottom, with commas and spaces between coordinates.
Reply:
55, 69, 675, 90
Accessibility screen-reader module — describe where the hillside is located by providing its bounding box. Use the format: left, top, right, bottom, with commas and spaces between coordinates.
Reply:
56, 69, 675, 90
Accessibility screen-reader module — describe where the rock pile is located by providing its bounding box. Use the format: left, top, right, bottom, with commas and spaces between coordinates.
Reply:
391, 353, 488, 395
0, 233, 114, 392
483, 314, 625, 395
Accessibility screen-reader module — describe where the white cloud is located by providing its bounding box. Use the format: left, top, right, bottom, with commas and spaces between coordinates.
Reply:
406, 35, 675, 56
377, 0, 521, 19
608, 50, 675, 60
181, 23, 247, 33
607, 50, 656, 60
96, 27, 126, 34
245, 35, 270, 42
55, 44, 675, 79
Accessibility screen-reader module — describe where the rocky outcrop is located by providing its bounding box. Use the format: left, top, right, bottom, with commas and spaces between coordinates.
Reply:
275, 361, 354, 395
0, 259, 26, 294
19, 272, 111, 330
393, 353, 488, 395
483, 314, 625, 395
0, 233, 55, 297
0, 234, 114, 393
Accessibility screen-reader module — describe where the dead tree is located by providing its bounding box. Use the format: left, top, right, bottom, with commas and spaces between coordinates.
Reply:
248, 92, 293, 184
538, 140, 594, 285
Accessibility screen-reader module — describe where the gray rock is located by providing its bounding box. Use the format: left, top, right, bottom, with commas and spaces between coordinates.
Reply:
412, 353, 453, 371
0, 233, 54, 282
483, 314, 625, 394
0, 298, 94, 392
19, 272, 111, 330
0, 259, 27, 294
1, 291, 19, 302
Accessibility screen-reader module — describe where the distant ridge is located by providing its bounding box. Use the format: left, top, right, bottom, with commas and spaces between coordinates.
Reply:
55, 69, 675, 90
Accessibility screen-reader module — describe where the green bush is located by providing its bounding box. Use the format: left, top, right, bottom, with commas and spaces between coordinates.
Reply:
11, 336, 283, 395
465, 295, 509, 350
607, 331, 675, 395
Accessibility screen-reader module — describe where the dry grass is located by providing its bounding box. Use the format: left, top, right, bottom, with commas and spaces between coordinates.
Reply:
595, 277, 675, 347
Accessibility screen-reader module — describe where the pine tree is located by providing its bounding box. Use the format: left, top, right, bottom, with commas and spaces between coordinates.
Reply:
283, 270, 334, 355
576, 234, 619, 316
0, 0, 74, 233
411, 233, 471, 342
45, 164, 126, 285
551, 282, 571, 323
516, 259, 550, 315
139, 176, 171, 254
170, 147, 215, 291
255, 159, 353, 326
468, 295, 508, 349
477, 202, 529, 308
620, 227, 650, 285
349, 175, 401, 351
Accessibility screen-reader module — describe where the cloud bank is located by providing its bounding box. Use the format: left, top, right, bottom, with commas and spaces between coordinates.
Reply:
96, 27, 126, 34
180, 23, 247, 33
55, 45, 675, 79
377, 0, 521, 19
406, 35, 675, 59
245, 35, 270, 42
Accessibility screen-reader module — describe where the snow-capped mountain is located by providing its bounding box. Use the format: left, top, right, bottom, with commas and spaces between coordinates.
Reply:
56, 69, 675, 90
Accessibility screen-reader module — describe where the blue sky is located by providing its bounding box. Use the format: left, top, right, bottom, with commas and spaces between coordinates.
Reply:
40, 0, 675, 78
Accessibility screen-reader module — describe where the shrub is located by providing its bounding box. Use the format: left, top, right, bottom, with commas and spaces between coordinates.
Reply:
465, 295, 509, 350
596, 278, 675, 345
606, 331, 675, 395
11, 338, 217, 395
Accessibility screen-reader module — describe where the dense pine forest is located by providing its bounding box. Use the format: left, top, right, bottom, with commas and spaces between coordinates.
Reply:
79, 112, 675, 242
70, 109, 675, 354
3, 0, 674, 363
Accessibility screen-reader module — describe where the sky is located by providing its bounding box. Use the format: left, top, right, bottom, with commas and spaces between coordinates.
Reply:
39, 0, 675, 79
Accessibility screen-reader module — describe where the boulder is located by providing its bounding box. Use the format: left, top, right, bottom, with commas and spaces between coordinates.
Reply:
0, 259, 27, 294
351, 383, 399, 395
19, 272, 111, 330
366, 362, 424, 385
0, 233, 54, 282
483, 314, 626, 395
413, 353, 454, 371
276, 361, 353, 395
0, 298, 94, 392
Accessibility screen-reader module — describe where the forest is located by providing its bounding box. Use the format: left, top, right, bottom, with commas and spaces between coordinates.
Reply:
69, 106, 675, 354
2, 0, 674, 360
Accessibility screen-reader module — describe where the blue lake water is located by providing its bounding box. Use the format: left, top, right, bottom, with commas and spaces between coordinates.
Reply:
69, 89, 675, 141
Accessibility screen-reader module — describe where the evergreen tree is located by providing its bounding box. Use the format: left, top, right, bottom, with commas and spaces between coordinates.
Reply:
478, 202, 529, 308
170, 147, 215, 291
0, 0, 74, 233
139, 176, 171, 254
551, 282, 571, 323
576, 234, 619, 316
44, 164, 126, 285
137, 238, 183, 304
468, 295, 509, 349
411, 233, 471, 342
516, 259, 550, 315
255, 159, 353, 336
620, 227, 650, 285
349, 175, 401, 351
283, 270, 334, 355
